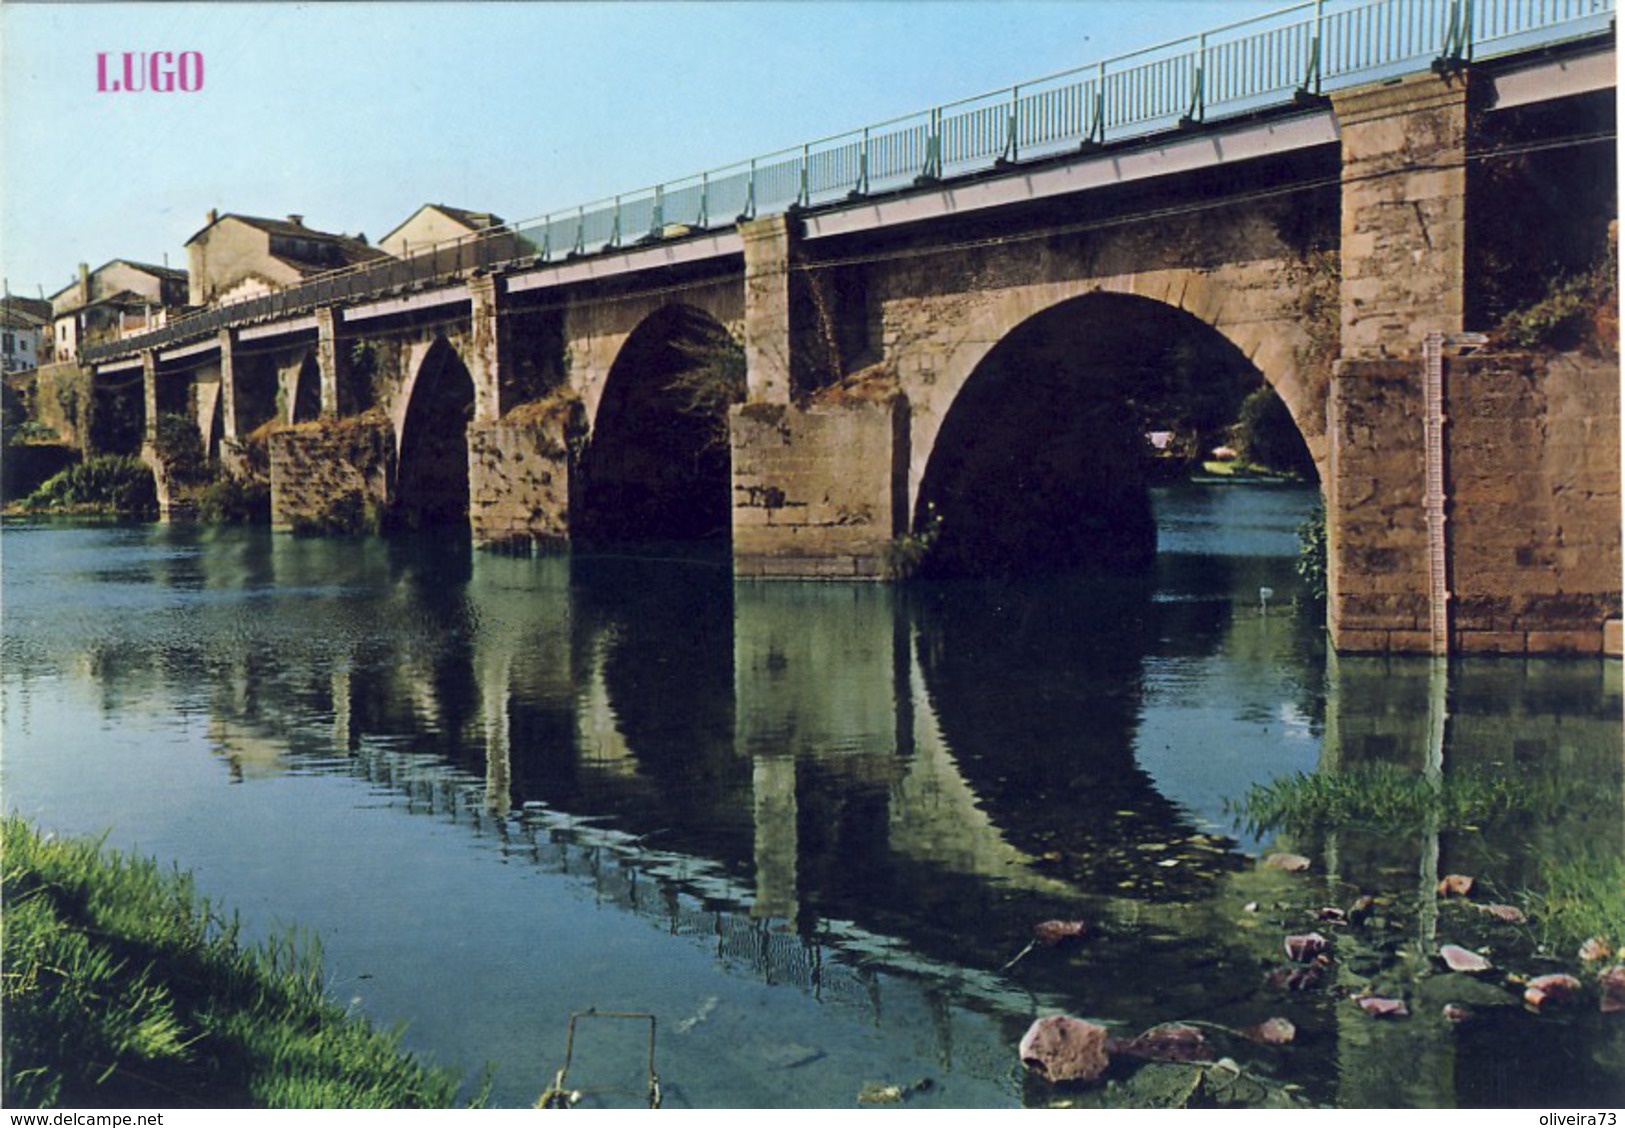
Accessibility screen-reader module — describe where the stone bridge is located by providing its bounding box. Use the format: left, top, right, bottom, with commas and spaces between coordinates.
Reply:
86, 34, 1619, 656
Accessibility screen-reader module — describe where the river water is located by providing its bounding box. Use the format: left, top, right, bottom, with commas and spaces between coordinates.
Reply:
3, 484, 1621, 1108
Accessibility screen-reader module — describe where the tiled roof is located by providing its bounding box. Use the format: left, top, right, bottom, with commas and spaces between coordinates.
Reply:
269, 242, 389, 277
119, 260, 189, 282
378, 203, 505, 247
1, 296, 52, 325
431, 204, 504, 230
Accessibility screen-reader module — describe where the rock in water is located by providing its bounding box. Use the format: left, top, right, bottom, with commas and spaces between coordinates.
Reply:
1285, 932, 1329, 962
1019, 1016, 1111, 1084
1437, 874, 1475, 897
1034, 920, 1090, 946
1109, 1023, 1212, 1063
1439, 944, 1492, 973
1264, 853, 1311, 872
1599, 965, 1625, 1014
1579, 936, 1614, 963
1243, 1017, 1297, 1045
1356, 996, 1410, 1018
1524, 974, 1583, 1010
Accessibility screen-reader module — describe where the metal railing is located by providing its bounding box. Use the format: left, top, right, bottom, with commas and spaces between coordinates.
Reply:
83, 0, 1613, 365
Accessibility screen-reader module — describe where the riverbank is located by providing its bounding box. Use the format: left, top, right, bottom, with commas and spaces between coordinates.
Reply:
1, 816, 475, 1109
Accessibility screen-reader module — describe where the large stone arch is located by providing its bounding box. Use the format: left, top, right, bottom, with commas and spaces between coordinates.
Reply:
908, 284, 1321, 577
562, 279, 743, 432
391, 335, 476, 530
575, 302, 741, 547
903, 271, 1328, 526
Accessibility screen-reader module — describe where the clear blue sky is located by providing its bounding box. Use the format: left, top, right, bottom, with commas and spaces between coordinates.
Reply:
2, 1, 1282, 300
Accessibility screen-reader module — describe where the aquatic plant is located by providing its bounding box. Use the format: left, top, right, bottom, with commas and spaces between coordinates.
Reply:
1, 817, 471, 1109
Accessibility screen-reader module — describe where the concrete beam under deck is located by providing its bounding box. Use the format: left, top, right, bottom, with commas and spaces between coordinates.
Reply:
505, 230, 745, 295
159, 338, 220, 364
240, 315, 318, 343
1486, 45, 1615, 111
345, 285, 470, 324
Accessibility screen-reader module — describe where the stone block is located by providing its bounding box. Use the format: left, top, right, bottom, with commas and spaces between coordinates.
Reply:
269, 415, 394, 533
467, 397, 582, 551
730, 398, 905, 579
1525, 630, 1604, 656
1454, 630, 1529, 654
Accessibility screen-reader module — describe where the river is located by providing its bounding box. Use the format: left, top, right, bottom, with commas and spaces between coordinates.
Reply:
3, 483, 1620, 1108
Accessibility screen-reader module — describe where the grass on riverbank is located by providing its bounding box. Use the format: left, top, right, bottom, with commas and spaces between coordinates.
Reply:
2, 817, 473, 1108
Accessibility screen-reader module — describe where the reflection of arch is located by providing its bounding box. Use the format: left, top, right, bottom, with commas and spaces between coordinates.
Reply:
393, 337, 475, 530
577, 304, 739, 546
908, 576, 1240, 902
914, 292, 1312, 578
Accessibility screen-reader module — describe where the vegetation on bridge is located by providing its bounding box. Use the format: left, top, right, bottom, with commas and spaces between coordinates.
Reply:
1, 817, 477, 1109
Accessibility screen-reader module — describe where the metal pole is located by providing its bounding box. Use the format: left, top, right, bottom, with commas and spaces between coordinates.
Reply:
858, 127, 870, 195
1306, 0, 1325, 94
1088, 59, 1107, 145
799, 143, 810, 207
1006, 85, 1020, 163
1184, 32, 1207, 125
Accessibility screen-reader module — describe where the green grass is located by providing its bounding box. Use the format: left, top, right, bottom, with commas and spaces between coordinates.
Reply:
2, 817, 473, 1109
1526, 848, 1625, 958
1228, 763, 1599, 839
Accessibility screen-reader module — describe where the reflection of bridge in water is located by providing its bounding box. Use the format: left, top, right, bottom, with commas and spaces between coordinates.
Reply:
10, 521, 1621, 1104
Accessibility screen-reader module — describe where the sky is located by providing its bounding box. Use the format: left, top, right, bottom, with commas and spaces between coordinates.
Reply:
1, 0, 1286, 300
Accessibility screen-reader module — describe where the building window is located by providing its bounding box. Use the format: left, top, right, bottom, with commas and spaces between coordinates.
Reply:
2, 332, 13, 354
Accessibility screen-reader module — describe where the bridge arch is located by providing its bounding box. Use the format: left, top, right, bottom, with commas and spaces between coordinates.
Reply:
391, 335, 476, 530
576, 303, 742, 547
911, 288, 1318, 578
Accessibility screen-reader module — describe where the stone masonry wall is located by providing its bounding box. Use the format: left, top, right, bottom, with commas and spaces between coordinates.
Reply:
731, 398, 905, 578
1447, 350, 1621, 654
1334, 72, 1468, 359
1328, 359, 1433, 652
468, 396, 585, 552
1329, 350, 1622, 655
269, 415, 394, 533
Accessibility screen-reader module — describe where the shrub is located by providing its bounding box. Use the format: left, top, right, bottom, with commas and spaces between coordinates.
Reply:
23, 456, 157, 518
198, 477, 272, 525
154, 413, 210, 485
1496, 234, 1618, 353
1296, 503, 1327, 602
667, 322, 746, 452
884, 507, 942, 580
1233, 386, 1316, 478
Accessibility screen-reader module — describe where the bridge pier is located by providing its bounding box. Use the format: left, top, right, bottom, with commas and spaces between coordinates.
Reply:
1327, 71, 1620, 655
1333, 71, 1470, 356
315, 307, 348, 418
731, 398, 908, 578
